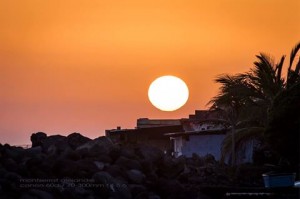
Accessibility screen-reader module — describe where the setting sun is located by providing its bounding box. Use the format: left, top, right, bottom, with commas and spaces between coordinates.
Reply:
148, 75, 189, 111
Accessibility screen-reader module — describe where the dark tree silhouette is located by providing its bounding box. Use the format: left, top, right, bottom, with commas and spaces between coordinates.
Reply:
209, 42, 300, 165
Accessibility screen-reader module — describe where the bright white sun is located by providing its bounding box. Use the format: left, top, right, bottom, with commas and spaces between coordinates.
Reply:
148, 75, 189, 111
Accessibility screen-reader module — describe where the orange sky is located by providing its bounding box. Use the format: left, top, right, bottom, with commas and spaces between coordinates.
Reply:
0, 0, 299, 145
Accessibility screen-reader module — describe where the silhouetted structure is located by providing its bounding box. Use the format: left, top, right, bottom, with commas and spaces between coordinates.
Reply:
188, 109, 226, 121
137, 118, 181, 128
106, 110, 255, 163
105, 125, 184, 153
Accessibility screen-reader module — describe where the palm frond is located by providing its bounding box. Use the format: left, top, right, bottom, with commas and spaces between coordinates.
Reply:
252, 53, 280, 98
289, 42, 300, 71
294, 57, 300, 76
275, 55, 285, 84
220, 127, 264, 163
234, 127, 264, 149
287, 42, 300, 87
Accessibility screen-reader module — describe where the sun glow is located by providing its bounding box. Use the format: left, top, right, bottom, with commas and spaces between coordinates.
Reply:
148, 75, 189, 111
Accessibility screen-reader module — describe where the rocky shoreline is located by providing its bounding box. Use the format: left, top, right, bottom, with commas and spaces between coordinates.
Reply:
0, 132, 270, 199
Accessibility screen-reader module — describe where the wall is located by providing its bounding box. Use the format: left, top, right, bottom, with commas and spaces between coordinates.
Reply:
175, 134, 225, 159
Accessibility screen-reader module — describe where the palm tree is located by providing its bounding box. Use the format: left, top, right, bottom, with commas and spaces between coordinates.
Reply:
265, 82, 300, 168
209, 42, 300, 165
208, 74, 266, 165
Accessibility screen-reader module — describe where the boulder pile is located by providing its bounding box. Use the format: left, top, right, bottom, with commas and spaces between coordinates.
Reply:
0, 132, 265, 199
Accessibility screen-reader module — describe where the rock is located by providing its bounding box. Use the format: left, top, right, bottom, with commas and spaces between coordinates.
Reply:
129, 184, 147, 198
94, 161, 105, 170
120, 147, 138, 159
135, 145, 163, 163
157, 156, 184, 178
61, 187, 95, 199
148, 193, 161, 199
188, 175, 206, 184
22, 189, 53, 199
30, 132, 47, 147
67, 133, 91, 150
76, 146, 112, 163
75, 147, 89, 158
96, 154, 113, 164
115, 156, 142, 170
25, 155, 49, 178
76, 159, 99, 177
105, 165, 127, 180
93, 171, 131, 199
19, 194, 32, 199
1, 145, 25, 162
144, 171, 159, 183
203, 154, 217, 165
190, 153, 204, 166
0, 172, 22, 197
93, 171, 116, 181
126, 169, 145, 184
0, 167, 7, 178
76, 136, 114, 157
2, 158, 18, 172
0, 132, 254, 198
198, 193, 212, 199
0, 194, 15, 199
4, 171, 21, 182
139, 159, 156, 176
92, 171, 112, 198
204, 165, 214, 175
60, 148, 81, 161
155, 178, 184, 198
41, 135, 68, 155
52, 159, 78, 177
24, 146, 42, 157
25, 154, 44, 169
108, 146, 121, 162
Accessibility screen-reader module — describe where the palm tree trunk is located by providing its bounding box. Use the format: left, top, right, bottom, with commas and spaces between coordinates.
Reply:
231, 124, 236, 166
